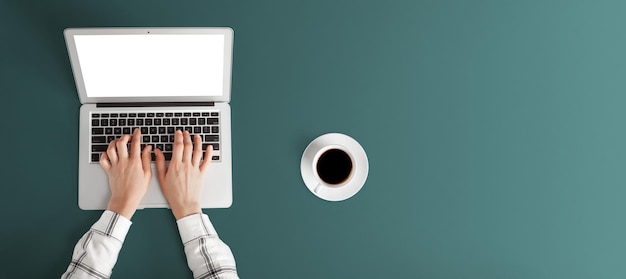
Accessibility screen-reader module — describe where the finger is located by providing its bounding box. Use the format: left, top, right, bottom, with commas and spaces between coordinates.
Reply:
99, 152, 111, 172
141, 144, 152, 174
107, 139, 118, 163
192, 134, 202, 166
199, 145, 213, 173
171, 130, 184, 162
116, 134, 131, 160
154, 148, 167, 184
182, 131, 193, 163
130, 128, 141, 159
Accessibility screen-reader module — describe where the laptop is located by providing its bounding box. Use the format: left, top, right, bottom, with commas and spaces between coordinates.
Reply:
64, 27, 234, 210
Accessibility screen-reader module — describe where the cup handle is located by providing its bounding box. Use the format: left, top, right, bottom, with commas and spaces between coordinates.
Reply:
313, 183, 323, 194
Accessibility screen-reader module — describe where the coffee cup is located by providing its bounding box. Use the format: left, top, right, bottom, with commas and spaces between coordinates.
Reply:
311, 145, 355, 193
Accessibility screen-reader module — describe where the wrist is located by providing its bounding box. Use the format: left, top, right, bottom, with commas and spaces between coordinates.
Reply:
107, 198, 138, 220
172, 203, 201, 220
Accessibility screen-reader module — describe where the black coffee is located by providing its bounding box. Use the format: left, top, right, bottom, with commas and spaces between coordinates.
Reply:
316, 149, 353, 185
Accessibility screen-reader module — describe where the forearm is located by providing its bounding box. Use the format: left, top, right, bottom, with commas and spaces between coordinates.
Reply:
62, 211, 131, 279
177, 214, 238, 279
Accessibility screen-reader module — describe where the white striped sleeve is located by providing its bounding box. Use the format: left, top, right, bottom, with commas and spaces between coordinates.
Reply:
61, 210, 132, 279
177, 213, 239, 279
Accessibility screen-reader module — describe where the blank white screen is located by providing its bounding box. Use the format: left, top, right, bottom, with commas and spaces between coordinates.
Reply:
74, 34, 225, 97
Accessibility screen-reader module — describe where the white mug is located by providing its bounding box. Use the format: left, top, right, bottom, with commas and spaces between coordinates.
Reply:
311, 144, 355, 193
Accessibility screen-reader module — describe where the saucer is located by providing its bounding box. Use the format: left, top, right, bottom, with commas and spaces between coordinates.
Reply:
300, 133, 369, 201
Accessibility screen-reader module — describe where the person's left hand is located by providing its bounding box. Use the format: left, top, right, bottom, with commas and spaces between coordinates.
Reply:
99, 128, 153, 219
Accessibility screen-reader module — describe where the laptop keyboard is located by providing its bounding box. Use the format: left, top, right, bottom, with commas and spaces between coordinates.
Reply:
90, 111, 221, 163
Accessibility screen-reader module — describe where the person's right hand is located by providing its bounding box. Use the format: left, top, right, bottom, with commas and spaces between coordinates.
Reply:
154, 130, 213, 220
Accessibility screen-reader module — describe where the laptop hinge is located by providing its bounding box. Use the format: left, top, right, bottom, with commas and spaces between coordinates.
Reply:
96, 102, 215, 108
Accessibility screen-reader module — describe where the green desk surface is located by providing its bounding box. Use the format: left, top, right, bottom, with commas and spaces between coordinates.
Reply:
2, 0, 626, 278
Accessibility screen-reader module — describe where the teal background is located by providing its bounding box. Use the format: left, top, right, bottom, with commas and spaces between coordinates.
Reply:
1, 0, 626, 278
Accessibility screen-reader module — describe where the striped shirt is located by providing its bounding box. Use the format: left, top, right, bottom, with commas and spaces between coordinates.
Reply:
61, 211, 238, 279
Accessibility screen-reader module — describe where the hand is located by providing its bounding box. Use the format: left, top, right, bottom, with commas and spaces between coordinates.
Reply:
100, 128, 153, 219
154, 130, 212, 220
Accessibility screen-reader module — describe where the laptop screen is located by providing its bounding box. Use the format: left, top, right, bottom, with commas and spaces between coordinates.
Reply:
72, 34, 226, 98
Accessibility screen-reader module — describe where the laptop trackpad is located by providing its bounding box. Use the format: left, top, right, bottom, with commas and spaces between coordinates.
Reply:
138, 167, 168, 208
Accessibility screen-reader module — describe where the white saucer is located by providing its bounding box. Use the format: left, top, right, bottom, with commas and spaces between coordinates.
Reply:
300, 133, 369, 201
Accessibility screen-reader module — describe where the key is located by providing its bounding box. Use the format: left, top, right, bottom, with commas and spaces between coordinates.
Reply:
92, 144, 108, 152
167, 127, 174, 133
184, 112, 191, 116
123, 127, 130, 134
92, 128, 104, 135
92, 153, 100, 162
163, 152, 172, 160
147, 113, 155, 117
156, 144, 164, 151
152, 135, 159, 142
101, 119, 109, 126
203, 143, 219, 150
212, 156, 220, 160
92, 119, 99, 126
92, 113, 100, 118
193, 112, 201, 116
194, 127, 201, 133
190, 118, 196, 125
207, 118, 218, 124
165, 113, 173, 117
137, 119, 144, 125
114, 128, 121, 134
175, 113, 182, 117
202, 112, 210, 116
128, 119, 135, 125
185, 127, 192, 133
92, 136, 106, 143
212, 126, 219, 133
161, 135, 169, 142
119, 119, 126, 126
181, 118, 188, 125
145, 119, 152, 125
163, 118, 170, 125
101, 113, 109, 118
156, 113, 164, 117
150, 127, 157, 134
204, 135, 219, 142
165, 144, 173, 151
120, 113, 128, 117
107, 136, 116, 143
110, 113, 118, 117
129, 113, 137, 117
138, 113, 146, 117
211, 112, 219, 116
172, 118, 179, 125
141, 127, 148, 134
154, 119, 161, 125
198, 118, 205, 125
105, 128, 113, 134
143, 135, 150, 142
159, 127, 166, 134
203, 126, 210, 133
